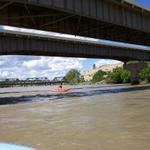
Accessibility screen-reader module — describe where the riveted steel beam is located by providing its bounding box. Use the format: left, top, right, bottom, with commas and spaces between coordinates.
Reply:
0, 32, 150, 61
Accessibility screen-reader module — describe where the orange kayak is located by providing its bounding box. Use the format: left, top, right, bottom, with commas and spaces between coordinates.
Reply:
51, 87, 70, 93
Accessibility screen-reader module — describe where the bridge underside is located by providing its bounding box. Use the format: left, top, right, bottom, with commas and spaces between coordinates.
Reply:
0, 0, 150, 46
0, 33, 150, 61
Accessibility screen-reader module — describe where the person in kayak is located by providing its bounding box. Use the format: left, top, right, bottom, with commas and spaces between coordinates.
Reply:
59, 82, 63, 89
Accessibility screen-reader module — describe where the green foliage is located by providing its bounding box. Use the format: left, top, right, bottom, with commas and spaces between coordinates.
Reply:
64, 69, 81, 85
121, 69, 131, 83
127, 61, 139, 65
92, 70, 106, 83
106, 67, 131, 84
80, 76, 85, 83
139, 65, 150, 82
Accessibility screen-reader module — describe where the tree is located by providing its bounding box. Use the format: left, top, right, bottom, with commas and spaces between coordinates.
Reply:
140, 65, 150, 82
106, 67, 131, 84
64, 69, 81, 84
92, 70, 106, 83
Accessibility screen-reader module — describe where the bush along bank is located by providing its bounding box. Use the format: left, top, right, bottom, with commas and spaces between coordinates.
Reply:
92, 67, 131, 84
139, 64, 150, 83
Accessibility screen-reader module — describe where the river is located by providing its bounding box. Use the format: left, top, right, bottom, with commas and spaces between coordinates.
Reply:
0, 84, 150, 150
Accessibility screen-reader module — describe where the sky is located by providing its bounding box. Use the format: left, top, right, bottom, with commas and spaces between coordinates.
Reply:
136, 0, 150, 6
0, 0, 150, 80
0, 55, 121, 80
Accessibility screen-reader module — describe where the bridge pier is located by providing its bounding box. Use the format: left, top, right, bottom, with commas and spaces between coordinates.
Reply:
123, 62, 147, 85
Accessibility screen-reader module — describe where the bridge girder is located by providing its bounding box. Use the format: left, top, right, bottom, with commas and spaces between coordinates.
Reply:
0, 0, 150, 46
0, 33, 150, 61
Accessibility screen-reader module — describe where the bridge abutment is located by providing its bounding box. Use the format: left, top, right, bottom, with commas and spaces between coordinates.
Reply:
124, 62, 147, 85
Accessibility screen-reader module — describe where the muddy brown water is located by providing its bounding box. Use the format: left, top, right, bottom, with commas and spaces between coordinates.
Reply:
0, 85, 150, 150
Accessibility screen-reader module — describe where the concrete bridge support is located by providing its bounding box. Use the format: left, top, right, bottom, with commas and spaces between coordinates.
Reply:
124, 62, 147, 84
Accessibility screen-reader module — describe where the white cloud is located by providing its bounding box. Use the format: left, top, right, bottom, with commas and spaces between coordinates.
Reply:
0, 70, 13, 78
95, 59, 121, 67
0, 60, 5, 65
0, 56, 86, 80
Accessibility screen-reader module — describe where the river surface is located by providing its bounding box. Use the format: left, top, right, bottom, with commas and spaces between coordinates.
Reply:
0, 84, 150, 150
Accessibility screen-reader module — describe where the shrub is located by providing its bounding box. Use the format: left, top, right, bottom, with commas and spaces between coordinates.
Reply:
92, 70, 106, 83
139, 65, 150, 82
121, 69, 131, 83
106, 67, 131, 84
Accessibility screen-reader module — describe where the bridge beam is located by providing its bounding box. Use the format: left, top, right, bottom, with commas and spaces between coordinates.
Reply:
0, 0, 150, 45
0, 33, 150, 61
0, 1, 14, 10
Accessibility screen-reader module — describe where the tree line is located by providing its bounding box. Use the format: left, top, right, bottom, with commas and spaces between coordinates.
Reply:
1, 64, 150, 87
64, 64, 150, 85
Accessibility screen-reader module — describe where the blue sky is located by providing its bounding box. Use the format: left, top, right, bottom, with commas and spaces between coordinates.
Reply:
136, 0, 150, 6
0, 0, 149, 80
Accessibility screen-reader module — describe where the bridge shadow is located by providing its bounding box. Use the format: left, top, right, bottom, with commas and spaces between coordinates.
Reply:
0, 85, 150, 105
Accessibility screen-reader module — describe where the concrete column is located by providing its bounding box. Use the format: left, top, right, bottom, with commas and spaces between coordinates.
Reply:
124, 62, 147, 85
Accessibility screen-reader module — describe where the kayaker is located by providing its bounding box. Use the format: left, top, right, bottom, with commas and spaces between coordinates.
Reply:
59, 82, 63, 89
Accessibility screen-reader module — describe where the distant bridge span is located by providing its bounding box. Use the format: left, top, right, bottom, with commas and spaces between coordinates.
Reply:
0, 0, 150, 46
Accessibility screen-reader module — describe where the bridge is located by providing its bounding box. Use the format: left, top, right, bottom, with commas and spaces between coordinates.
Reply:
0, 26, 150, 62
0, 0, 150, 46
